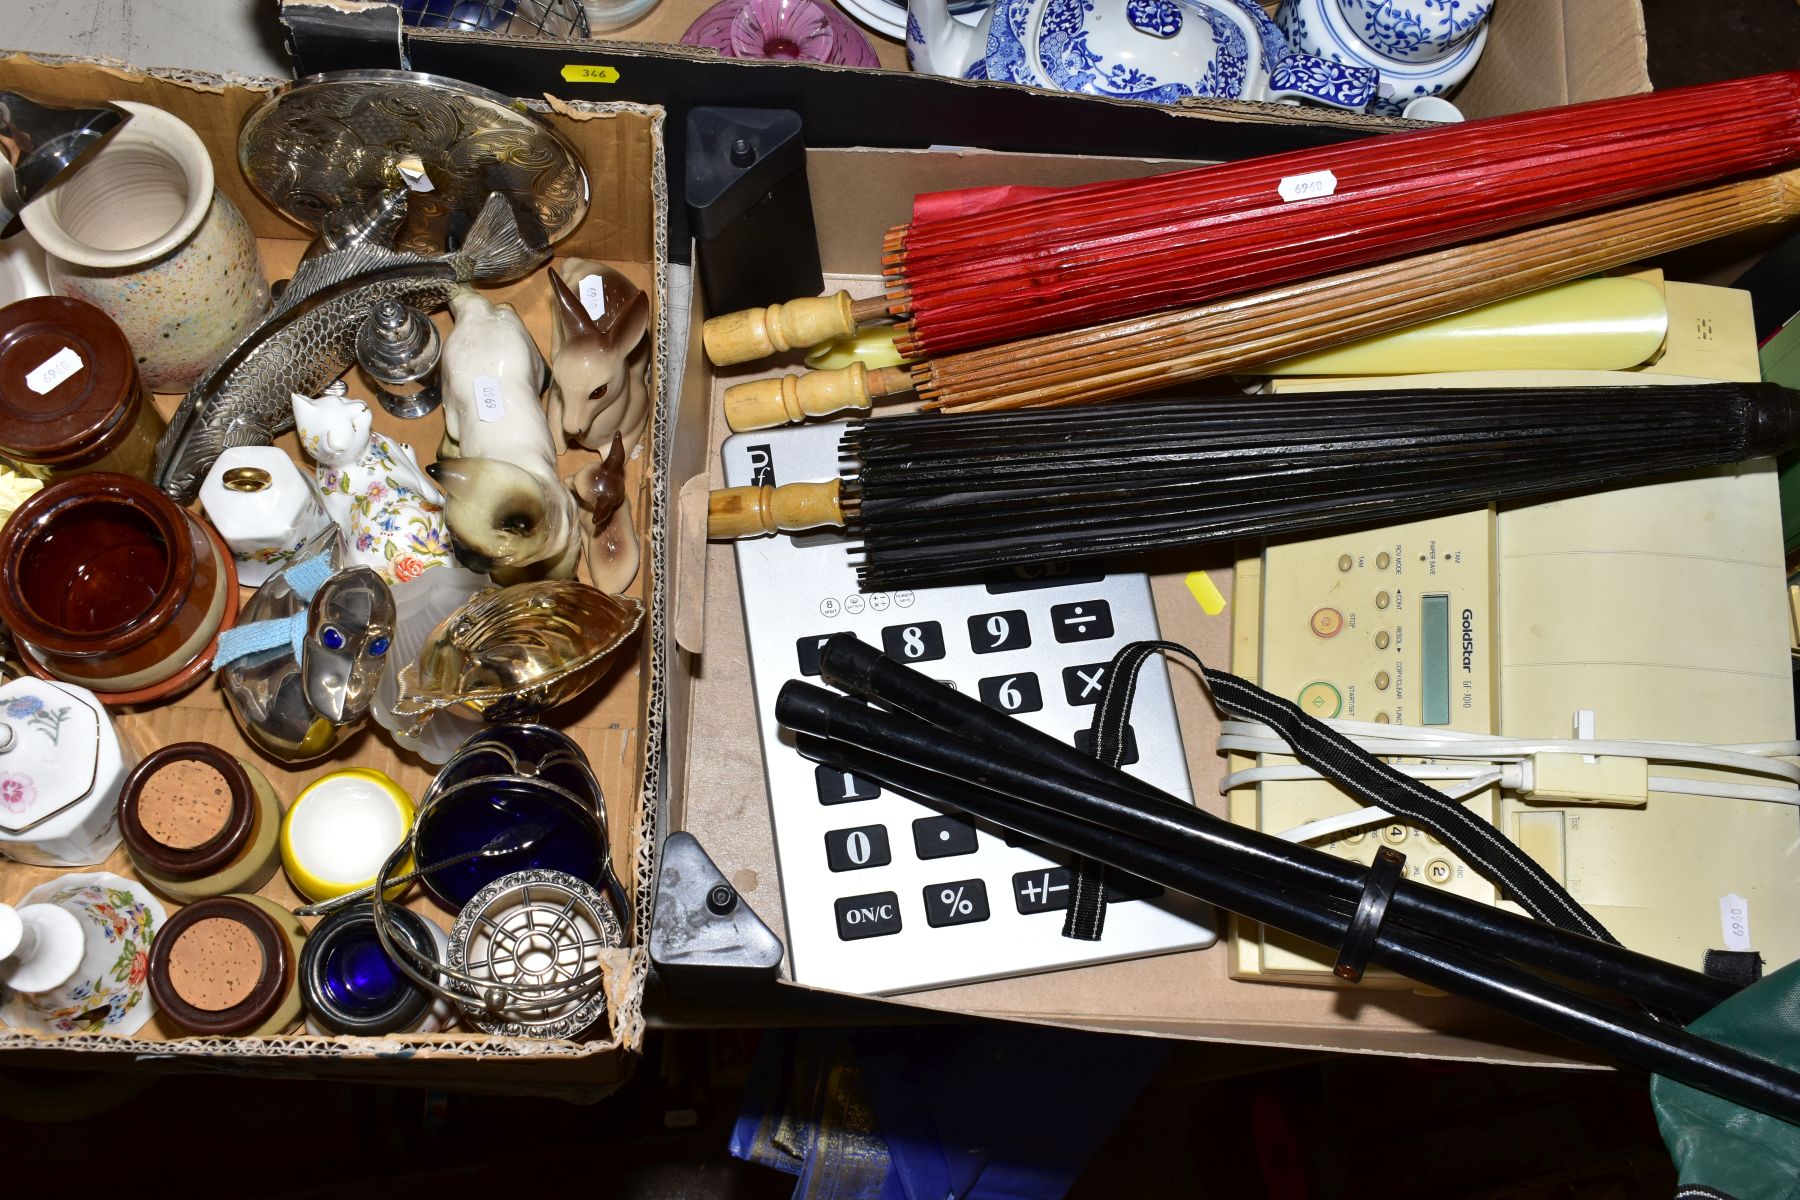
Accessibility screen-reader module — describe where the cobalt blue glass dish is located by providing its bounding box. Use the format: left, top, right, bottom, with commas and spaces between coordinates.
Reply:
300, 902, 436, 1035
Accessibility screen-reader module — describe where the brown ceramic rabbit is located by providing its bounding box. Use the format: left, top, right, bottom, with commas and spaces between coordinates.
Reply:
548, 259, 651, 452
564, 433, 640, 595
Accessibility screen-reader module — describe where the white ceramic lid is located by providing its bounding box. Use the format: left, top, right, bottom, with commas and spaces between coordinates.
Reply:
0, 679, 103, 836
0, 902, 85, 994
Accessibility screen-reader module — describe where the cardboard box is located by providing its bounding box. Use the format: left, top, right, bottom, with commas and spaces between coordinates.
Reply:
281, 0, 1650, 254
663, 145, 1656, 1070
0, 53, 670, 1097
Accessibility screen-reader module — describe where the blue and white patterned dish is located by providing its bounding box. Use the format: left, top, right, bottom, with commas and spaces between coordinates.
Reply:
909, 0, 1378, 110
1277, 0, 1490, 116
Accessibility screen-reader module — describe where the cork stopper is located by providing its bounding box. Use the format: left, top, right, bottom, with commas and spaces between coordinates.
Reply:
707, 480, 845, 539
138, 760, 232, 850
702, 293, 858, 366
167, 916, 264, 1011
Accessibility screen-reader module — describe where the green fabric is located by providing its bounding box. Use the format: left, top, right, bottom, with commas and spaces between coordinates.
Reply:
1651, 958, 1800, 1200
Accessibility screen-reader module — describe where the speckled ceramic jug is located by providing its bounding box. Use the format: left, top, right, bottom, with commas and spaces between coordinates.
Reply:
20, 101, 268, 393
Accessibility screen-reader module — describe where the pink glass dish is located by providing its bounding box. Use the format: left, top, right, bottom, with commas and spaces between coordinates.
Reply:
682, 0, 881, 66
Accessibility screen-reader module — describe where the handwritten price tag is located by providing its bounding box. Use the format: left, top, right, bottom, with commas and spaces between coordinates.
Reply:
1277, 169, 1338, 203
579, 274, 607, 321
474, 375, 505, 423
1719, 893, 1752, 951
25, 346, 84, 395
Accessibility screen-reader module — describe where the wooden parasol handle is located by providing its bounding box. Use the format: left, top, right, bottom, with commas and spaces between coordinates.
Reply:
707, 480, 845, 538
724, 363, 915, 431
702, 293, 894, 366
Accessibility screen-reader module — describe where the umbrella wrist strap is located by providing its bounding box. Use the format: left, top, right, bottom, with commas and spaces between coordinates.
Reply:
1090, 640, 1617, 947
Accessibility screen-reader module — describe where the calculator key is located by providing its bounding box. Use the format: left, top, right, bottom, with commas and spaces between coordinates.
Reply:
913, 814, 979, 859
1062, 662, 1111, 706
924, 879, 990, 927
985, 561, 1105, 593
1104, 872, 1164, 902
835, 891, 902, 940
1013, 867, 1072, 914
882, 621, 945, 663
968, 609, 1031, 654
815, 764, 880, 805
1073, 725, 1140, 765
978, 672, 1042, 714
1001, 829, 1043, 850
825, 825, 891, 872
797, 632, 848, 676
1050, 600, 1114, 643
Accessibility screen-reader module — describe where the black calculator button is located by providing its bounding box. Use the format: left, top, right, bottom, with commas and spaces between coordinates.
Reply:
835, 892, 902, 940
1013, 867, 1072, 914
882, 621, 945, 663
815, 764, 880, 805
924, 879, 990, 927
1063, 662, 1111, 706
797, 632, 848, 676
1050, 600, 1114, 643
978, 672, 1042, 715
985, 561, 1105, 593
913, 814, 979, 859
967, 609, 1031, 654
825, 825, 891, 872
1073, 725, 1140, 766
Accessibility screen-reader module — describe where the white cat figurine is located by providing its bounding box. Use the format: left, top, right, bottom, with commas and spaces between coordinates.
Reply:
433, 285, 580, 582
292, 382, 455, 587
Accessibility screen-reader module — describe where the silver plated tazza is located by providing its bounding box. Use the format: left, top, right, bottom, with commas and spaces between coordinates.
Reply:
239, 70, 591, 255
444, 868, 621, 1039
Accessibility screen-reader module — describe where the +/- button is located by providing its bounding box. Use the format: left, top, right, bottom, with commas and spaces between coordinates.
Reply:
1376, 552, 1392, 570
1375, 590, 1391, 610
1297, 681, 1342, 718
1381, 823, 1410, 846
1425, 859, 1454, 885
1309, 607, 1344, 638
1374, 670, 1391, 691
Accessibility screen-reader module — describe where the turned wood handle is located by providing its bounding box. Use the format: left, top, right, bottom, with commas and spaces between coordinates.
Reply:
703, 293, 857, 366
725, 363, 873, 431
707, 480, 845, 538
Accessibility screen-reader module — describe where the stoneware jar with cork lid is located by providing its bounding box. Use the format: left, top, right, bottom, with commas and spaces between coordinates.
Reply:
146, 893, 305, 1038
118, 742, 281, 903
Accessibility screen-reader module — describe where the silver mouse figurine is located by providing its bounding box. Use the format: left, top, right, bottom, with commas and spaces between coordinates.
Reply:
215, 527, 397, 763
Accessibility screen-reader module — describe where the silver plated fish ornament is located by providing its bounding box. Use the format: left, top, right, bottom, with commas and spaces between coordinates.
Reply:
152, 192, 548, 503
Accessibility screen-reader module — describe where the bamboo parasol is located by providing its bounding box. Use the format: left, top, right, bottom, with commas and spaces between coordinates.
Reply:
703, 71, 1800, 370
707, 383, 1800, 589
720, 169, 1800, 430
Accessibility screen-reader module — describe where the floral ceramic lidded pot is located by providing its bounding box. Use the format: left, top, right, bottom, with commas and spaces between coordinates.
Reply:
19, 101, 269, 393
0, 871, 164, 1036
1276, 0, 1493, 116
0, 677, 133, 867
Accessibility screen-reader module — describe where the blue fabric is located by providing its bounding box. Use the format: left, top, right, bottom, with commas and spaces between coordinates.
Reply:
210, 553, 333, 671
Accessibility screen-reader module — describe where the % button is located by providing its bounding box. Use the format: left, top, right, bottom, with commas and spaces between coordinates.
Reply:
924, 879, 989, 927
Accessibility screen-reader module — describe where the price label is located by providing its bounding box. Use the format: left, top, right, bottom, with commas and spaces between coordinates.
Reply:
1277, 169, 1338, 203
474, 375, 505, 423
25, 346, 84, 395
1719, 893, 1751, 951
560, 64, 621, 84
579, 274, 607, 321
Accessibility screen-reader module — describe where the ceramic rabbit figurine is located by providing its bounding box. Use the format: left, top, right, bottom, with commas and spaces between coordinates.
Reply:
433, 286, 581, 583
565, 433, 640, 594
548, 259, 652, 452
293, 382, 455, 587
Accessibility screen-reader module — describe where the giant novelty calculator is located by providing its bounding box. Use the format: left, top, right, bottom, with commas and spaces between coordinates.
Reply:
724, 420, 1217, 995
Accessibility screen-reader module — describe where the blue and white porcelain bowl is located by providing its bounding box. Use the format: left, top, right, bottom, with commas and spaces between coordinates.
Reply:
1278, 0, 1490, 116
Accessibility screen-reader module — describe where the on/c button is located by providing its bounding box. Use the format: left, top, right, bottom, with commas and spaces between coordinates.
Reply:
1297, 681, 1342, 717
1309, 607, 1344, 638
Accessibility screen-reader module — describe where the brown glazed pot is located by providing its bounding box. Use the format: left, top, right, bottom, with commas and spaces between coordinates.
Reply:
146, 894, 302, 1038
0, 472, 232, 695
119, 742, 283, 901
0, 296, 166, 483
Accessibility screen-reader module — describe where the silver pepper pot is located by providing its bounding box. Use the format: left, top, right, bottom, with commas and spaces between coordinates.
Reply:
357, 299, 442, 419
